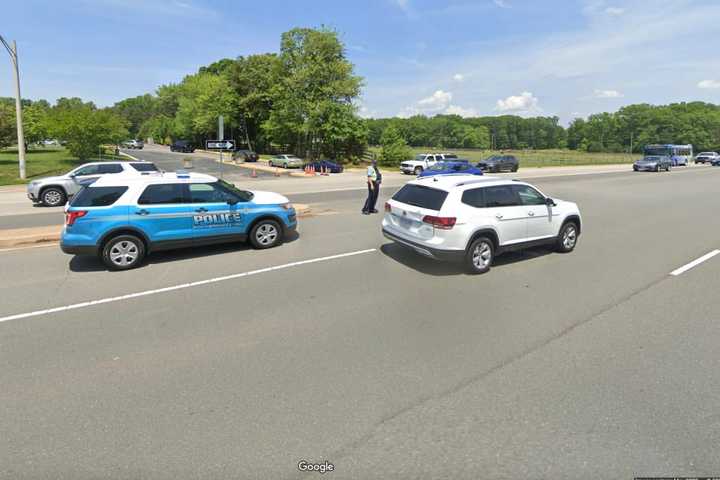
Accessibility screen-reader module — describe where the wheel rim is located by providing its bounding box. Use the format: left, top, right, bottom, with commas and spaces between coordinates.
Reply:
472, 241, 492, 269
563, 226, 577, 249
256, 224, 278, 246
109, 240, 139, 266
44, 190, 62, 205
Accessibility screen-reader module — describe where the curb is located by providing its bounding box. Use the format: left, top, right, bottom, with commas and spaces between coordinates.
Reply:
0, 204, 312, 249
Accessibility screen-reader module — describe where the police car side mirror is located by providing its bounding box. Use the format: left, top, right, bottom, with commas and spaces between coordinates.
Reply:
226, 198, 238, 205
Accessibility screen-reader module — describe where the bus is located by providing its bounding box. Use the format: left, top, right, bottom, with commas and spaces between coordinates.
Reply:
643, 144, 693, 166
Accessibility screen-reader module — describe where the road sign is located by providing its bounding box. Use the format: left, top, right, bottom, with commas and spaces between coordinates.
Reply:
206, 139, 235, 151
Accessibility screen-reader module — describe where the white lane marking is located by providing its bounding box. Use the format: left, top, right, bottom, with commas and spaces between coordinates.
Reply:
118, 151, 140, 161
0, 248, 377, 323
670, 250, 720, 276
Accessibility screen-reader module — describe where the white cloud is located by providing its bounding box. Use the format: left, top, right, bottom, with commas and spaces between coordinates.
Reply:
605, 6, 625, 15
698, 79, 720, 89
393, 0, 410, 11
493, 0, 510, 8
593, 89, 624, 98
445, 105, 478, 117
495, 91, 540, 114
453, 73, 465, 82
417, 90, 453, 110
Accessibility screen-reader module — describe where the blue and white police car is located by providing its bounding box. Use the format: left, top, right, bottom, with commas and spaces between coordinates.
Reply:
60, 171, 297, 270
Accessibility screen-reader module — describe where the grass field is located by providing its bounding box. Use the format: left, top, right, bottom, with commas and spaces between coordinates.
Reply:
0, 147, 127, 186
368, 147, 636, 168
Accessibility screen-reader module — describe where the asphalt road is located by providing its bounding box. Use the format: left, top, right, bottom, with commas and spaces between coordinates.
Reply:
2, 166, 720, 479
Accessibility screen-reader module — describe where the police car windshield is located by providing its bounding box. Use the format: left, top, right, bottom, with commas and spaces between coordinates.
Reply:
218, 180, 253, 201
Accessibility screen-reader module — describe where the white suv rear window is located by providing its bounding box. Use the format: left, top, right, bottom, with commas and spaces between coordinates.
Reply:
392, 184, 448, 210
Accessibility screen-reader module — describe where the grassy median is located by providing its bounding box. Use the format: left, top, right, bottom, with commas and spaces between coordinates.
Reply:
369, 147, 636, 168
0, 147, 127, 186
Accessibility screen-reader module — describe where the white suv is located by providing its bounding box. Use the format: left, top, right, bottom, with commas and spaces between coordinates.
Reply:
400, 153, 458, 175
382, 175, 582, 274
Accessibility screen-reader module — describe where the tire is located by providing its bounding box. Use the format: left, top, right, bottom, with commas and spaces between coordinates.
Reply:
40, 187, 67, 207
284, 163, 288, 169
666, 164, 671, 172
249, 219, 283, 249
414, 166, 423, 175
101, 234, 145, 270
556, 222, 579, 253
512, 165, 519, 172
465, 236, 494, 274
655, 165, 660, 172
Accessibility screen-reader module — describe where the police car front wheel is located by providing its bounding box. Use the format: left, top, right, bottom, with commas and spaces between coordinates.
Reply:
102, 234, 145, 270
250, 219, 283, 249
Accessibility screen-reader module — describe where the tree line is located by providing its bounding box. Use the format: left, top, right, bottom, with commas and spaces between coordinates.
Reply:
114, 27, 366, 161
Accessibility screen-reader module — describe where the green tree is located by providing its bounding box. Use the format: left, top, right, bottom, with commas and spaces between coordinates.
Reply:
379, 125, 411, 166
0, 102, 16, 149
174, 72, 240, 142
112, 94, 156, 137
47, 99, 129, 160
23, 102, 51, 146
264, 27, 364, 159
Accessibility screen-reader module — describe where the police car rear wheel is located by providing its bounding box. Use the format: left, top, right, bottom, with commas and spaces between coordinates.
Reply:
250, 220, 282, 249
102, 235, 145, 270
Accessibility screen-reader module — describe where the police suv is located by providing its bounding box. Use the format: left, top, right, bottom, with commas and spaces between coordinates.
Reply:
61, 171, 297, 270
382, 175, 581, 274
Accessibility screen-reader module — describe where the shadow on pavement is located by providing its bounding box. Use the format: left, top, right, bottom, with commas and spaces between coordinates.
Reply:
68, 231, 300, 272
380, 242, 554, 276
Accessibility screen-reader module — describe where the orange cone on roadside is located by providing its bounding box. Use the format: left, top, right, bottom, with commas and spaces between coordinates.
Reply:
251, 168, 257, 178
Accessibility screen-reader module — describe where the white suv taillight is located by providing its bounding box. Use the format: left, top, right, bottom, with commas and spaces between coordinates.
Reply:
422, 215, 456, 230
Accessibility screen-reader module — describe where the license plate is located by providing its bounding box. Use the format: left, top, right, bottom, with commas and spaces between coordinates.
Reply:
399, 216, 413, 228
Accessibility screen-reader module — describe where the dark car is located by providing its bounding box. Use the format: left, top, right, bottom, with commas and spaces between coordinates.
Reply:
233, 149, 259, 162
170, 140, 194, 153
476, 155, 519, 173
305, 159, 344, 173
633, 155, 672, 172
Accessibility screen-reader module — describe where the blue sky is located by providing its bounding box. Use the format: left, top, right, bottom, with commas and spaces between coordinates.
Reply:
1, 0, 719, 124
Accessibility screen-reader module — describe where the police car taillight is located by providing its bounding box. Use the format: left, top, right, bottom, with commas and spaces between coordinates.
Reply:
422, 215, 456, 230
65, 210, 87, 226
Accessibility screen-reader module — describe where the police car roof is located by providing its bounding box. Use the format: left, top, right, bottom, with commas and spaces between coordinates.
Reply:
90, 171, 218, 187
411, 174, 512, 190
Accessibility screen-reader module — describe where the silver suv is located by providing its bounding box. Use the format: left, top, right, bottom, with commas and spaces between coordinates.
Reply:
27, 161, 159, 207
122, 139, 144, 149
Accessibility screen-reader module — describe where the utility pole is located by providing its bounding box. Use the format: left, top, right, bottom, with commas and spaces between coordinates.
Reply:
0, 35, 26, 179
218, 115, 224, 179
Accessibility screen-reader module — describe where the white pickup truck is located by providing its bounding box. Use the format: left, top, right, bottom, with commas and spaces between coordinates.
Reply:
400, 153, 458, 175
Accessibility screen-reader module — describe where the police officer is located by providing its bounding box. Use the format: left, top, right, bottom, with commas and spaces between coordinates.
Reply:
362, 159, 381, 214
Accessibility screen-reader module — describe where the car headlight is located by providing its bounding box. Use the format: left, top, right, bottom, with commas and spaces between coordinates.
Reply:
281, 202, 294, 210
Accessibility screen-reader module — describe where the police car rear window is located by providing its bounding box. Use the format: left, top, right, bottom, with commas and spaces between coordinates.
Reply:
129, 163, 159, 172
138, 184, 185, 204
392, 184, 448, 211
71, 186, 128, 207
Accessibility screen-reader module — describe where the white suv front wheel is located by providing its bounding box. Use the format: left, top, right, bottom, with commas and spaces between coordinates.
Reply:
556, 222, 578, 253
465, 237, 494, 274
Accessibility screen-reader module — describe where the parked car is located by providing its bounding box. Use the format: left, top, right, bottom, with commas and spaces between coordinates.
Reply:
60, 172, 297, 270
417, 160, 483, 178
26, 161, 159, 207
694, 152, 719, 164
633, 155, 672, 172
122, 139, 144, 149
269, 154, 304, 168
170, 140, 195, 153
400, 153, 458, 175
476, 155, 519, 173
304, 159, 344, 173
233, 149, 259, 162
382, 175, 581, 274
712, 157, 720, 167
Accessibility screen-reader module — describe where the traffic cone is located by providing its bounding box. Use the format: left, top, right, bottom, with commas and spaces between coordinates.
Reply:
274, 167, 280, 177
251, 168, 257, 178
